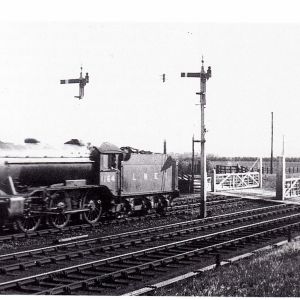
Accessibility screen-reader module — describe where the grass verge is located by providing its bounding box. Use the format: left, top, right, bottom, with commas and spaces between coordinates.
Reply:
152, 240, 300, 296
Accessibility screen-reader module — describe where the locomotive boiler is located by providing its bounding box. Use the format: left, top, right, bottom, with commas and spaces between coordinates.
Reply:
0, 140, 178, 232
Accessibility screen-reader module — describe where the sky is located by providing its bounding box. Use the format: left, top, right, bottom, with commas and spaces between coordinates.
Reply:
0, 1, 300, 157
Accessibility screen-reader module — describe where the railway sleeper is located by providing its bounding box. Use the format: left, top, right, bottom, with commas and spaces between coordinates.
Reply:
213, 249, 234, 255
246, 238, 261, 244
49, 256, 67, 264
175, 246, 199, 252
36, 281, 60, 288
64, 273, 90, 280
189, 242, 212, 248
160, 250, 185, 256
145, 254, 168, 260
110, 262, 131, 269
122, 260, 140, 266
161, 262, 179, 269
254, 236, 272, 242
224, 245, 243, 250
230, 233, 250, 238
165, 248, 187, 254
137, 270, 155, 277
137, 257, 156, 263
127, 275, 143, 281
35, 258, 54, 266
227, 241, 248, 251
17, 284, 46, 294
97, 282, 117, 289
187, 256, 207, 263
149, 266, 167, 273
81, 285, 103, 293
19, 261, 36, 270
49, 277, 77, 284
80, 270, 104, 277
96, 266, 122, 272
111, 278, 130, 285
169, 259, 191, 266
1, 263, 29, 273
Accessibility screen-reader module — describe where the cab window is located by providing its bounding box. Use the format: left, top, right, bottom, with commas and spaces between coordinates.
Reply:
100, 154, 109, 170
100, 154, 118, 170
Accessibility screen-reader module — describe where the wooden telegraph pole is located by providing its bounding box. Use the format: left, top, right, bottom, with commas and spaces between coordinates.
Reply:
191, 136, 195, 193
163, 139, 167, 154
181, 57, 212, 218
270, 112, 274, 174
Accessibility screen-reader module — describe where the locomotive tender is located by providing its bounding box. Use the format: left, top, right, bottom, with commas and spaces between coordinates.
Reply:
0, 140, 178, 232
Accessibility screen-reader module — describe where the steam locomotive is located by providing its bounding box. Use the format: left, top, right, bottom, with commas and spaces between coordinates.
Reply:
0, 139, 178, 232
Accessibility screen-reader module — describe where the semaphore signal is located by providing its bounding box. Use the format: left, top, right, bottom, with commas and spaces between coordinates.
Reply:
181, 56, 212, 219
60, 67, 89, 100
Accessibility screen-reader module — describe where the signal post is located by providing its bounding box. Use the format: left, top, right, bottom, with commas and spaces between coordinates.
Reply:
191, 136, 200, 193
181, 58, 212, 218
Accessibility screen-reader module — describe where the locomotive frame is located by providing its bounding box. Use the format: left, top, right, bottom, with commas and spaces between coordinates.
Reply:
0, 142, 179, 232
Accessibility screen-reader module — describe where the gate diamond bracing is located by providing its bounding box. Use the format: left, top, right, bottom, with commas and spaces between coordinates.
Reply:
212, 171, 261, 192
284, 178, 300, 198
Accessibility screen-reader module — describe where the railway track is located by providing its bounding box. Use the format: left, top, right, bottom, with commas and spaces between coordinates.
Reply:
0, 195, 245, 242
0, 203, 299, 294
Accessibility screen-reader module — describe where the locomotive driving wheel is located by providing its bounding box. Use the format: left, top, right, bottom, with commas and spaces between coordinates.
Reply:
49, 193, 71, 229
81, 191, 102, 224
16, 211, 41, 233
156, 196, 168, 216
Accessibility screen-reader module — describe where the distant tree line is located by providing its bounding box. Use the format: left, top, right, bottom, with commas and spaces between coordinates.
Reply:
178, 155, 300, 175
177, 153, 300, 162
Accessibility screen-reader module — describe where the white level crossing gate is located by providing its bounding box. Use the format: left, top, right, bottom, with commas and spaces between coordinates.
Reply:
211, 158, 263, 192
276, 156, 300, 200
283, 178, 300, 198
212, 171, 261, 192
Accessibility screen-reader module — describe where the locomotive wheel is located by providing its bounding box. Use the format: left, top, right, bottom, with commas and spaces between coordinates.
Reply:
16, 213, 41, 233
156, 197, 168, 216
141, 198, 152, 215
81, 191, 102, 224
49, 197, 71, 229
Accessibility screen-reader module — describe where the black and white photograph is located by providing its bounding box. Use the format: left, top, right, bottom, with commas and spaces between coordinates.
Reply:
0, 0, 299, 297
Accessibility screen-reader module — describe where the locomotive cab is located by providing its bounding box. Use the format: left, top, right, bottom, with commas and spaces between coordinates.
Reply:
90, 142, 123, 196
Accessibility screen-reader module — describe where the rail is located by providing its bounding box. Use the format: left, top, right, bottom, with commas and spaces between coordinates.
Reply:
0, 207, 299, 295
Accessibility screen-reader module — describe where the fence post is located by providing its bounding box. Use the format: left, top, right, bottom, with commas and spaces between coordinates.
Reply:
212, 169, 216, 192
276, 156, 286, 200
259, 157, 263, 188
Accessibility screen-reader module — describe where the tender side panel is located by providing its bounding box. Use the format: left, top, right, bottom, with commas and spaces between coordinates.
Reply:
121, 154, 174, 194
